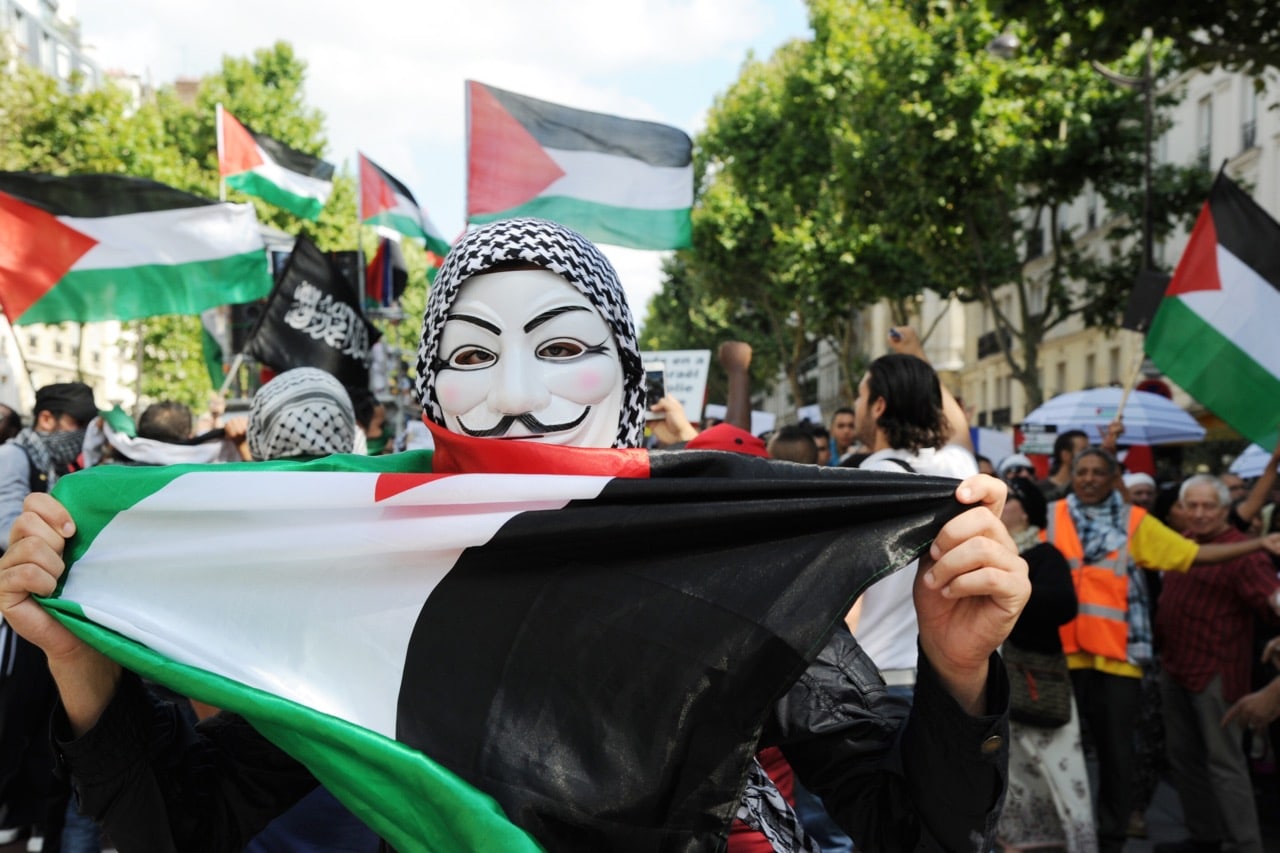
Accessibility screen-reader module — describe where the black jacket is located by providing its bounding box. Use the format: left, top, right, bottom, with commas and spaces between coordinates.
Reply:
55, 629, 1007, 852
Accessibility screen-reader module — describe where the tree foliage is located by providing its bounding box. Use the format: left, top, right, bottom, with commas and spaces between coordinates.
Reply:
662, 0, 1208, 412
987, 0, 1280, 80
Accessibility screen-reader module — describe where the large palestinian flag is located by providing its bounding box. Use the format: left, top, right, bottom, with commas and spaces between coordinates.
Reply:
466, 81, 693, 251
0, 173, 272, 325
44, 424, 962, 851
1146, 172, 1280, 447
358, 154, 451, 256
217, 105, 334, 221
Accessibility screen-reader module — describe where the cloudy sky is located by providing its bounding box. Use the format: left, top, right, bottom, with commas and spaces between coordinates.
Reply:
70, 0, 812, 321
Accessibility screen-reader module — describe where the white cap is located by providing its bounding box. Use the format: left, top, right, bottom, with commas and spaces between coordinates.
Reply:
1123, 472, 1156, 489
997, 453, 1034, 476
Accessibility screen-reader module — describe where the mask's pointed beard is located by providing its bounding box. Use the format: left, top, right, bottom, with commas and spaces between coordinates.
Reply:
457, 408, 591, 438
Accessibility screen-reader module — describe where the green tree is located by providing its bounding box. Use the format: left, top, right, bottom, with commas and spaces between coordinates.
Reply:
677, 0, 1207, 412
987, 0, 1280, 79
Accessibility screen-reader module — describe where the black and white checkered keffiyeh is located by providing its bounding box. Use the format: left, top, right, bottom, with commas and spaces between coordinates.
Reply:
248, 367, 355, 461
414, 218, 644, 449
736, 758, 821, 852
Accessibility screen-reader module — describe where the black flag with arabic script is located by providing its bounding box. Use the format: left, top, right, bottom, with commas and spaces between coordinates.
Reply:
244, 235, 380, 386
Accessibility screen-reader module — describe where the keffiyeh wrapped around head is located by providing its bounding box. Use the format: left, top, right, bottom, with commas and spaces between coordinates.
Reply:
414, 218, 644, 449
248, 368, 355, 461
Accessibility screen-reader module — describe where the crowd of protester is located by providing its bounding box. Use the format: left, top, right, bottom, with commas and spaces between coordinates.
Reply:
2, 329, 1278, 852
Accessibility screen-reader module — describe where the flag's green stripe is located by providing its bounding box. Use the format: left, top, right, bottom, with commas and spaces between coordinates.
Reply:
40, 604, 541, 853
201, 324, 224, 388
53, 451, 438, 567
17, 251, 272, 326
226, 171, 325, 221
468, 197, 692, 250
1147, 297, 1280, 446
363, 211, 428, 241
425, 233, 451, 258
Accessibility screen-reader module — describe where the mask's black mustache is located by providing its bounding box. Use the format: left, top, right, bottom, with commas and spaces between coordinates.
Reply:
457, 408, 590, 437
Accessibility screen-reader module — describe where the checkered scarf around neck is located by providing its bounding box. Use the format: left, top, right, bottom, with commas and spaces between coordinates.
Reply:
13, 427, 84, 485
414, 218, 644, 449
248, 368, 355, 461
1066, 489, 1131, 564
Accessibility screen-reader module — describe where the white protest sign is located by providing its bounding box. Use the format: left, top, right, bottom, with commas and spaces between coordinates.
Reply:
641, 350, 711, 421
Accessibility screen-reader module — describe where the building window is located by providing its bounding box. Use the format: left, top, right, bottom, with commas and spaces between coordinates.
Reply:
1241, 81, 1258, 151
53, 340, 63, 355
1085, 353, 1096, 388
1026, 225, 1045, 260
1086, 185, 1098, 231
1196, 95, 1213, 170
1055, 361, 1067, 397
27, 334, 38, 350
1108, 347, 1121, 385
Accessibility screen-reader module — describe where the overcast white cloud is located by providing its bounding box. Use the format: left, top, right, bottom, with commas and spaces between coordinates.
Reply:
70, 0, 810, 322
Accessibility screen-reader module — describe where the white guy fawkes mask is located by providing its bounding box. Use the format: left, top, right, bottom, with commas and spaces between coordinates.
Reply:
434, 268, 624, 448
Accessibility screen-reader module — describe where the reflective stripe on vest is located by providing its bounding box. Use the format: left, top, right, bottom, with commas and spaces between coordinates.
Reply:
1045, 500, 1147, 662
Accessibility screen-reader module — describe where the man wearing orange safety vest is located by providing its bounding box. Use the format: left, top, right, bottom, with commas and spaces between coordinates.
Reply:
1041, 447, 1280, 853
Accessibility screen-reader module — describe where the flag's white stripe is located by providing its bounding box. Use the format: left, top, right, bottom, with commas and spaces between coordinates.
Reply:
1180, 246, 1280, 378
64, 471, 612, 738
251, 142, 333, 203
544, 148, 693, 209
67, 203, 266, 270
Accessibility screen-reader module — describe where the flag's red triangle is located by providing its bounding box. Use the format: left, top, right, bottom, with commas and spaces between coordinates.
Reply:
1165, 202, 1222, 297
426, 420, 650, 478
219, 110, 264, 177
359, 153, 398, 221
0, 191, 98, 322
374, 472, 456, 502
467, 81, 566, 216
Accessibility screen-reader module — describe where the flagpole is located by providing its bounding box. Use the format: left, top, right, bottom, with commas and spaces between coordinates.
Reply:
215, 102, 226, 202
218, 353, 245, 398
1112, 340, 1148, 429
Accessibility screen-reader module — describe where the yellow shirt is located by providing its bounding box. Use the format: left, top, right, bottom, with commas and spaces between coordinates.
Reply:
1066, 514, 1198, 678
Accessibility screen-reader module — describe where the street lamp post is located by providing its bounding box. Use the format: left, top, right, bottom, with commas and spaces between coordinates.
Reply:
1091, 27, 1156, 275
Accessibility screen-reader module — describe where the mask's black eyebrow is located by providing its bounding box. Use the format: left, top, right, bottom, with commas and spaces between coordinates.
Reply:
445, 313, 501, 336
524, 305, 589, 333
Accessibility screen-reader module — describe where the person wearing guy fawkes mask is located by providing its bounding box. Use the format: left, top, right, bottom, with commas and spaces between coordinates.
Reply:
0, 221, 1028, 852
0, 383, 97, 539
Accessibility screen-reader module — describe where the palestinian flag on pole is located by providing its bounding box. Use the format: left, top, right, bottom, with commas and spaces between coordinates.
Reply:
358, 154, 451, 256
44, 424, 961, 851
1145, 172, 1280, 447
466, 81, 693, 251
217, 104, 334, 221
0, 173, 272, 326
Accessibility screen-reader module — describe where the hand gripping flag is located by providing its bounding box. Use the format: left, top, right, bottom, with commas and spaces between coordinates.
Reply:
243, 235, 380, 387
466, 81, 693, 250
1145, 172, 1280, 447
44, 425, 963, 851
0, 173, 271, 325
217, 105, 335, 221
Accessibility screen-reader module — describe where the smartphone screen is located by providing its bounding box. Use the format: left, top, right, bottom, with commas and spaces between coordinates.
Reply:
643, 362, 666, 419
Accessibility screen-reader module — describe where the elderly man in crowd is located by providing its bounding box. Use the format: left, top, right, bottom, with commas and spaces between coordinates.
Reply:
1154, 474, 1280, 853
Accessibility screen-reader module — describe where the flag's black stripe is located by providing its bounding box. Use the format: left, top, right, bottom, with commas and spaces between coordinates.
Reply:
250, 131, 335, 181
364, 156, 419, 204
1210, 174, 1280, 294
397, 453, 959, 849
483, 83, 692, 169
0, 172, 215, 217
